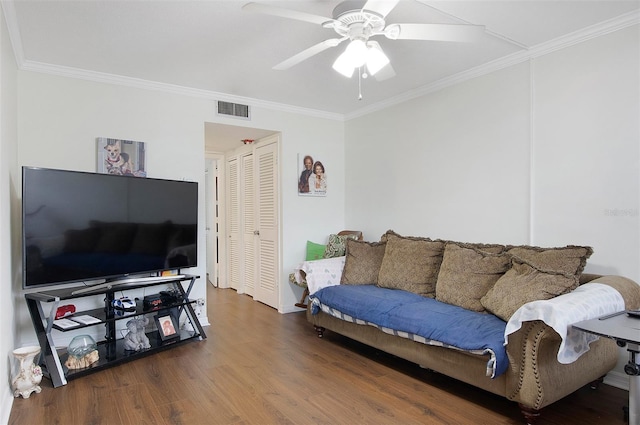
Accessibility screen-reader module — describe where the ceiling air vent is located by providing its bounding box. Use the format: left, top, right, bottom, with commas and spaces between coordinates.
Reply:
217, 101, 250, 120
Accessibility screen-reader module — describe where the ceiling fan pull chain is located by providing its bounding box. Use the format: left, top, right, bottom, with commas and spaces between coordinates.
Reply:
358, 67, 363, 100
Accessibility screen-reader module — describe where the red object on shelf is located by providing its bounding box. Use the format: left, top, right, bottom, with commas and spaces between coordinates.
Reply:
241, 139, 254, 145
55, 304, 76, 319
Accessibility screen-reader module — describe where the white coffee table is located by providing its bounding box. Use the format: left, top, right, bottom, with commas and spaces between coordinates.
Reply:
574, 311, 640, 425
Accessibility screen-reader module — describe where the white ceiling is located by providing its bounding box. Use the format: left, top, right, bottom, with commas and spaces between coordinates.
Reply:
4, 0, 639, 150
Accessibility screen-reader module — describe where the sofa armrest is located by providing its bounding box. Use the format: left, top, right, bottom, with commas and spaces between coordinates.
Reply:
504, 319, 618, 411
504, 274, 639, 410
587, 275, 640, 309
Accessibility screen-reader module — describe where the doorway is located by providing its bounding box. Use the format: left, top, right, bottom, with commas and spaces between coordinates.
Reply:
204, 123, 279, 307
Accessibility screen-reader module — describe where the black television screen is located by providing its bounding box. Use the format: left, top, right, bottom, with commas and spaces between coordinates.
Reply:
22, 167, 198, 289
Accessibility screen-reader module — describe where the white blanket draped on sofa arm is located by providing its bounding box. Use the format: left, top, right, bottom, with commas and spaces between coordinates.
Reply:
293, 256, 346, 296
504, 282, 624, 364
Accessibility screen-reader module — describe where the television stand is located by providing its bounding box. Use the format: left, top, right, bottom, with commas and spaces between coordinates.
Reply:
25, 274, 205, 388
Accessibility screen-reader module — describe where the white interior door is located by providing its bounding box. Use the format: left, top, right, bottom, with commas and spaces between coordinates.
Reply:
241, 151, 256, 296
205, 159, 215, 285
226, 157, 240, 291
253, 136, 279, 308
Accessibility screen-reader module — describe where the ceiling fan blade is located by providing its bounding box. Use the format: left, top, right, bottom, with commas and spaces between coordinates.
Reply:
362, 0, 399, 18
385, 23, 485, 42
242, 2, 330, 26
274, 38, 345, 70
373, 63, 395, 81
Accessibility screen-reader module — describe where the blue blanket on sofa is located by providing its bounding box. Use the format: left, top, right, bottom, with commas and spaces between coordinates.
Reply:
310, 284, 508, 378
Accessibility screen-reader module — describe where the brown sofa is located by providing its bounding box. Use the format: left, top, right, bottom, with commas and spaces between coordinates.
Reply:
304, 231, 640, 424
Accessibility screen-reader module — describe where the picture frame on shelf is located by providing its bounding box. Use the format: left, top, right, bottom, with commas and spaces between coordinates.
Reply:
155, 313, 179, 341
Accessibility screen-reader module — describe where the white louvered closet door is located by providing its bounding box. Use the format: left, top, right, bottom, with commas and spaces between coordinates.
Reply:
241, 152, 256, 296
253, 137, 279, 308
226, 157, 240, 291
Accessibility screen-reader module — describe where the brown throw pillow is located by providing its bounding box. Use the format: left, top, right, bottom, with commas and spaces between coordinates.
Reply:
377, 232, 445, 297
507, 245, 593, 276
436, 243, 510, 312
480, 257, 580, 321
341, 239, 387, 285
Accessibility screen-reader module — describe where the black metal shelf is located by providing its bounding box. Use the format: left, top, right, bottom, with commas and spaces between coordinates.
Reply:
50, 298, 198, 332
25, 274, 206, 387
61, 329, 202, 381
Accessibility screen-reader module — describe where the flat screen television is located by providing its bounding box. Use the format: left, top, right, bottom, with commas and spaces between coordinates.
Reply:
22, 166, 198, 289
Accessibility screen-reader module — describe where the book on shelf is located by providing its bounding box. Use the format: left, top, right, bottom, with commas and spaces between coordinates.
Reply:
70, 315, 102, 325
53, 318, 81, 330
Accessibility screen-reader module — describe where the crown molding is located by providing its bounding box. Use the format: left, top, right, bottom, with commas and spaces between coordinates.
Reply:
345, 9, 639, 120
18, 60, 344, 121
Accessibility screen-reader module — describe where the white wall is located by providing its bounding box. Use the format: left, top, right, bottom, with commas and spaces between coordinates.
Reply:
345, 24, 640, 386
533, 26, 639, 281
0, 2, 17, 421
346, 25, 639, 280
13, 74, 212, 346
345, 61, 532, 244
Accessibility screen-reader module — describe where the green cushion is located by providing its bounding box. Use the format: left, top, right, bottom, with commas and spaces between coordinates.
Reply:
305, 241, 326, 261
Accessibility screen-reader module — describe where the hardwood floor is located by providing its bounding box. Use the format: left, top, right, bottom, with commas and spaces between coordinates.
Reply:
10, 284, 629, 425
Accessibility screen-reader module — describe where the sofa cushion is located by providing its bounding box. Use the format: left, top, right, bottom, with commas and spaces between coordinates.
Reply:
341, 239, 387, 285
311, 284, 509, 377
305, 241, 326, 261
507, 245, 593, 276
480, 257, 580, 321
377, 232, 445, 297
436, 243, 510, 312
324, 233, 359, 258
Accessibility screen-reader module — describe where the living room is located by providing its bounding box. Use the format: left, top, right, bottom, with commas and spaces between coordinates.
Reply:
1, 1, 638, 423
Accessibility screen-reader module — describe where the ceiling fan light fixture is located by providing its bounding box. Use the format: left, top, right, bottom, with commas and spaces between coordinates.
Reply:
333, 39, 367, 78
332, 50, 355, 78
345, 39, 368, 67
365, 41, 389, 76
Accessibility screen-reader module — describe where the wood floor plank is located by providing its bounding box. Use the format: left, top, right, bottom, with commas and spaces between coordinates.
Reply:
111, 383, 168, 425
9, 285, 629, 425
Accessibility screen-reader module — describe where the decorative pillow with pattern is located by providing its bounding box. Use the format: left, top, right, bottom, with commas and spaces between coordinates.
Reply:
436, 243, 510, 312
323, 233, 359, 258
377, 232, 445, 297
341, 239, 387, 285
480, 257, 580, 321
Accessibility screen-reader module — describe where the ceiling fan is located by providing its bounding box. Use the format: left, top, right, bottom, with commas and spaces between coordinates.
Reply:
242, 0, 485, 80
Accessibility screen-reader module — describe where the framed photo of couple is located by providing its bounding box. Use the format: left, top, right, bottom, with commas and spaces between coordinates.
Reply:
297, 153, 326, 197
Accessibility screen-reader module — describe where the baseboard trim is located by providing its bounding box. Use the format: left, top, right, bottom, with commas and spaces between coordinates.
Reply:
1, 384, 14, 424
604, 370, 629, 391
